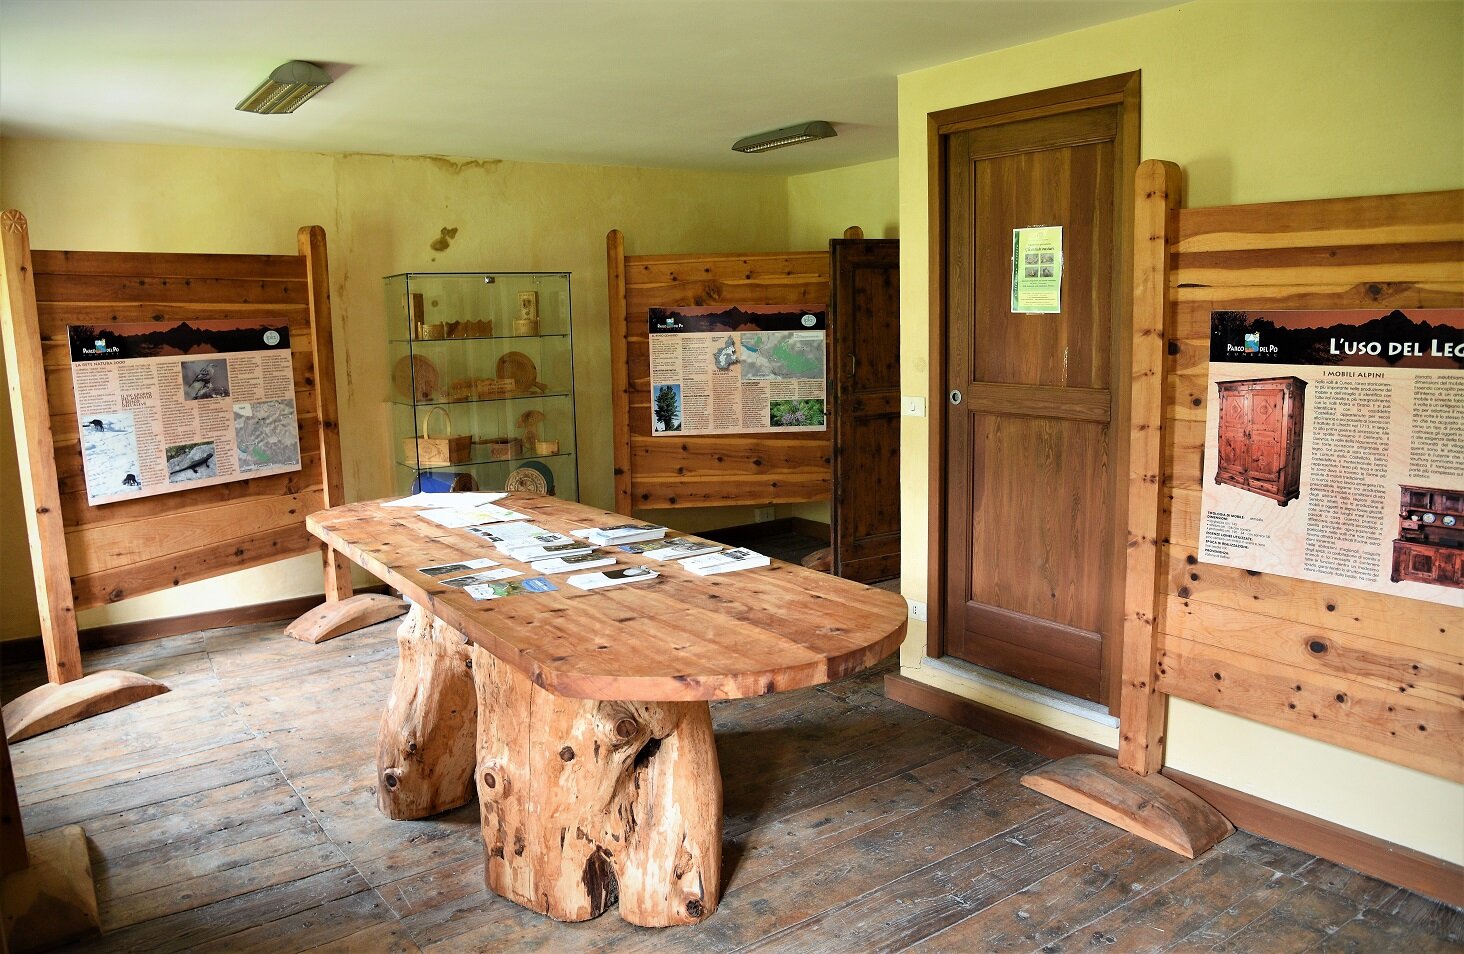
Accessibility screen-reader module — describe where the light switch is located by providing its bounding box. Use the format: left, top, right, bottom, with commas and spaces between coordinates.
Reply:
901, 396, 926, 417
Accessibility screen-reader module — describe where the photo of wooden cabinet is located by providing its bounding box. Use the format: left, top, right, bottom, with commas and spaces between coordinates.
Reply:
1392, 485, 1464, 589
1214, 375, 1307, 506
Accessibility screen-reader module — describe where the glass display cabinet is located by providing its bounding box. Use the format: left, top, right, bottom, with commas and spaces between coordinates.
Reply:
386, 272, 578, 499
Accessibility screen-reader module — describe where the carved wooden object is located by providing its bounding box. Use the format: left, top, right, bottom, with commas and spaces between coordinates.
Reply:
285, 593, 409, 645
2, 670, 168, 744
1023, 754, 1232, 859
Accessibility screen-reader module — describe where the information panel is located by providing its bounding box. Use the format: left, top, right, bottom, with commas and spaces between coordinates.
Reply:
1198, 308, 1464, 607
68, 319, 302, 505
647, 304, 827, 435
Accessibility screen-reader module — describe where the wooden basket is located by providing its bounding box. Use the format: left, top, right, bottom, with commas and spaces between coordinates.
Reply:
404, 406, 471, 466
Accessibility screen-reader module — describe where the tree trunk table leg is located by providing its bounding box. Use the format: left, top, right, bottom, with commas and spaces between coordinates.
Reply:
376, 603, 478, 820
471, 645, 721, 926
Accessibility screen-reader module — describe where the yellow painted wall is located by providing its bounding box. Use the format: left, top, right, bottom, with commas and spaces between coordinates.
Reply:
0, 138, 789, 642
787, 157, 900, 249
898, 0, 1464, 864
782, 157, 902, 529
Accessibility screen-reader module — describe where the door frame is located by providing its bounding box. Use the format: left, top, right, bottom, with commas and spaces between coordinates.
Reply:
925, 71, 1140, 709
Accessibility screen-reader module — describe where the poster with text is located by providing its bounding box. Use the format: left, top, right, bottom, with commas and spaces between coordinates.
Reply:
1198, 308, 1463, 608
1011, 225, 1063, 314
69, 319, 302, 505
647, 305, 827, 435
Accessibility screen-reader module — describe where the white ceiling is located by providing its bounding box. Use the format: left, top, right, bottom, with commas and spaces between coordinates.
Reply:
0, 0, 1172, 175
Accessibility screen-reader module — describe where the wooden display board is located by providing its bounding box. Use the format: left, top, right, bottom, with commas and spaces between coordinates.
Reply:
606, 231, 832, 513
1026, 165, 1463, 863
0, 211, 395, 741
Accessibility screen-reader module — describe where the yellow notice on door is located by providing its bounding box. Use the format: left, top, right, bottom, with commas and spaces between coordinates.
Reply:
1011, 226, 1063, 314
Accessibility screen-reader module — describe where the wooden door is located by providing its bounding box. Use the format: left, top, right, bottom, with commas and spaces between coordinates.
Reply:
934, 74, 1138, 705
830, 238, 901, 583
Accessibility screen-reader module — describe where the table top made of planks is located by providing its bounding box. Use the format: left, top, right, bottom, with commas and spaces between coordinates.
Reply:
306, 495, 908, 702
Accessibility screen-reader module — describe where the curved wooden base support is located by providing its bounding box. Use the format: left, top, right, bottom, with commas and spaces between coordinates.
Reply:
1023, 753, 1234, 859
286, 593, 408, 644
2, 671, 169, 743
473, 645, 721, 927
376, 605, 478, 820
0, 825, 101, 952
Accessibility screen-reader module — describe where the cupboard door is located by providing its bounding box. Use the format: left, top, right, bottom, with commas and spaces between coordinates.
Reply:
1217, 390, 1249, 479
1245, 386, 1287, 481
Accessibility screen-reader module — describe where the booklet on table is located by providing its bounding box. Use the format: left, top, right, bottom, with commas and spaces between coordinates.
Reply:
418, 556, 501, 577
531, 553, 617, 575
566, 565, 660, 590
465, 576, 559, 600
680, 548, 771, 575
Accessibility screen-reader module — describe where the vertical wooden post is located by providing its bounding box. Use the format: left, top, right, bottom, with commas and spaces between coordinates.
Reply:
606, 230, 632, 514
0, 210, 83, 686
1118, 159, 1183, 776
298, 225, 352, 603
1020, 161, 1230, 859
284, 225, 407, 645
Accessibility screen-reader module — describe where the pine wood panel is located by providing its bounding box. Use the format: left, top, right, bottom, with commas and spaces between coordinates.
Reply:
32, 273, 306, 306
628, 435, 831, 475
1164, 545, 1457, 659
31, 249, 306, 281
65, 493, 320, 577
608, 235, 831, 512
1156, 635, 1461, 782
1163, 596, 1461, 707
1143, 186, 1464, 780
71, 522, 317, 610
305, 494, 906, 701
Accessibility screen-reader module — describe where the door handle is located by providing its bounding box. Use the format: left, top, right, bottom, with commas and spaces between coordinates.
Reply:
949, 389, 963, 405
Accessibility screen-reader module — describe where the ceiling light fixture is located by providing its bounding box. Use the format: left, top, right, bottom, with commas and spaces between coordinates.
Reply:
236, 60, 332, 115
732, 121, 837, 154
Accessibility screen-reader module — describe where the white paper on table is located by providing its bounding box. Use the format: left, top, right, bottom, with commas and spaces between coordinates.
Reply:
419, 505, 528, 529
418, 556, 501, 577
384, 491, 509, 508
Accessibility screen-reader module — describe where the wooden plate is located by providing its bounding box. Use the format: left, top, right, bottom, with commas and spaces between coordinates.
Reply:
505, 460, 554, 495
393, 355, 438, 401
496, 351, 545, 392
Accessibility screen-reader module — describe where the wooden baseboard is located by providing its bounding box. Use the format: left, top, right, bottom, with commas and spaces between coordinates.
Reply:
0, 587, 391, 663
885, 672, 1464, 908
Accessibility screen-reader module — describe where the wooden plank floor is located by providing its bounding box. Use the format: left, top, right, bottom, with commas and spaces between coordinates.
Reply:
3, 618, 1459, 953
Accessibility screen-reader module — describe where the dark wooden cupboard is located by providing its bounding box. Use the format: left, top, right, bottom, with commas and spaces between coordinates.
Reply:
1392, 485, 1464, 589
1214, 376, 1306, 506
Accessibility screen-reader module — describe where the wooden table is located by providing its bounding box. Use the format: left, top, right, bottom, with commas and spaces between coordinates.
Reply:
306, 495, 907, 927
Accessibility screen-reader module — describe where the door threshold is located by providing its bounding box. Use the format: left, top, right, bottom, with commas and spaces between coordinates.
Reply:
921, 655, 1119, 728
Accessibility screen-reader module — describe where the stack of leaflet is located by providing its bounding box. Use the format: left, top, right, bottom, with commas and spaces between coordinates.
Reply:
576, 523, 667, 547
681, 547, 771, 575
531, 552, 616, 575
468, 521, 586, 558
623, 538, 722, 561
567, 565, 660, 590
